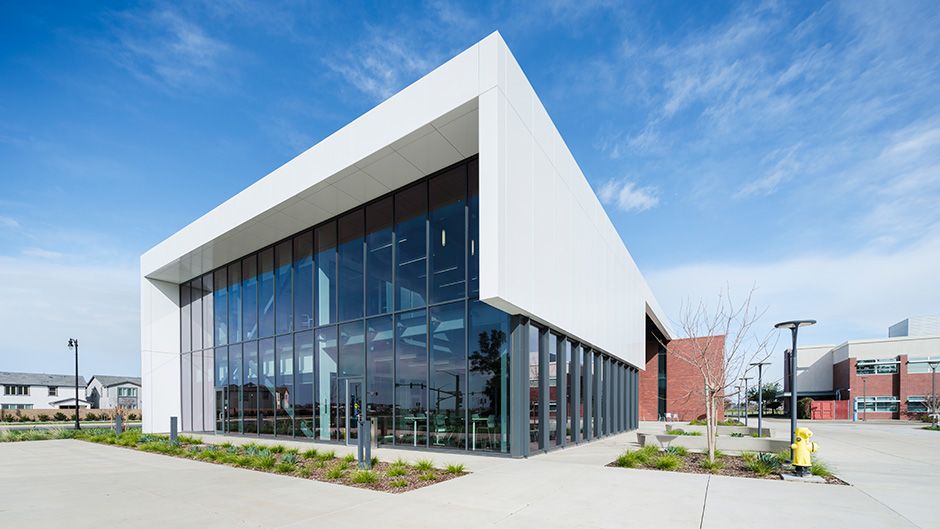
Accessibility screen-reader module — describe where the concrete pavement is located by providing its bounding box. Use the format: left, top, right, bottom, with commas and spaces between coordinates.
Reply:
0, 421, 933, 528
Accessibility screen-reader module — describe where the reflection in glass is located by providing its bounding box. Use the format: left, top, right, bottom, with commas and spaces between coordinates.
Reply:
468, 300, 510, 453
214, 270, 227, 346
193, 350, 204, 431
529, 325, 541, 452
338, 321, 364, 443
367, 316, 393, 445
566, 341, 574, 443
191, 279, 202, 351
395, 183, 427, 311
293, 232, 313, 331
181, 283, 191, 353
338, 210, 364, 322
430, 302, 465, 449
242, 256, 258, 341
228, 343, 242, 433
366, 197, 393, 316
316, 222, 337, 326
429, 166, 466, 304
259, 338, 275, 434
548, 335, 557, 445
275, 241, 292, 335
468, 159, 479, 297
202, 273, 213, 349
259, 248, 275, 338
228, 261, 241, 343
204, 348, 215, 432
317, 326, 337, 440
181, 352, 192, 431
294, 331, 314, 438
276, 335, 293, 435
214, 346, 226, 432
396, 309, 427, 446
243, 341, 259, 434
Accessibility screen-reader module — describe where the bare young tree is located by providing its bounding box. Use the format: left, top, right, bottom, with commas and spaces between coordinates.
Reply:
668, 286, 776, 463
924, 394, 940, 428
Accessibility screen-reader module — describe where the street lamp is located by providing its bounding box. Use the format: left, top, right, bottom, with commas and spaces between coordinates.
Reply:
928, 360, 939, 427
775, 319, 816, 459
734, 385, 742, 421
67, 338, 80, 430
750, 361, 771, 437
740, 376, 753, 427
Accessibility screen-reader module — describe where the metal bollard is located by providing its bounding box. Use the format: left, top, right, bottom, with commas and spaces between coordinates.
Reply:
115, 414, 123, 433
170, 416, 178, 443
357, 419, 372, 469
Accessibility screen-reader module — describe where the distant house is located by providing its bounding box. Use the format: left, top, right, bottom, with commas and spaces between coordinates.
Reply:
86, 376, 142, 410
0, 371, 88, 410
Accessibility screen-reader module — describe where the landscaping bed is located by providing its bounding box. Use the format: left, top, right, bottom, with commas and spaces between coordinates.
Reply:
608, 445, 846, 485
0, 428, 467, 493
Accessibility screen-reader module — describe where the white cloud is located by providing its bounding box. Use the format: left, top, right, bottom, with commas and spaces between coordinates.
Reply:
736, 144, 801, 198
21, 247, 65, 259
0, 215, 19, 229
598, 178, 659, 212
325, 32, 439, 102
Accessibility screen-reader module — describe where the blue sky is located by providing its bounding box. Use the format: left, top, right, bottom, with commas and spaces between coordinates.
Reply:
1, 1, 938, 384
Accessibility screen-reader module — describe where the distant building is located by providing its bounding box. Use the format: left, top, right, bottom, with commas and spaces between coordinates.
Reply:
0, 372, 88, 410
639, 326, 726, 422
86, 376, 142, 409
785, 316, 940, 420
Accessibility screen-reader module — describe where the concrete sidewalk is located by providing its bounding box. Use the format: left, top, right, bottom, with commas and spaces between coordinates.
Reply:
0, 423, 929, 528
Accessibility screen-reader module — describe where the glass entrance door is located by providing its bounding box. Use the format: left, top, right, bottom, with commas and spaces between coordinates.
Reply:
215, 388, 226, 433
340, 378, 363, 445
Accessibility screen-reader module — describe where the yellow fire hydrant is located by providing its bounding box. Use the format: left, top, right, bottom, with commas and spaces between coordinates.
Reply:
790, 426, 818, 476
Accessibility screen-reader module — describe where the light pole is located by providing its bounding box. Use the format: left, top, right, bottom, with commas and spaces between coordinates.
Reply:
861, 375, 868, 422
734, 385, 742, 420
750, 361, 771, 437
67, 338, 80, 430
775, 319, 816, 459
928, 360, 940, 427
740, 376, 753, 427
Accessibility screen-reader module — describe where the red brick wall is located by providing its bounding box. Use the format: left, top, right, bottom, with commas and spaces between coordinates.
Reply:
640, 334, 726, 422
836, 355, 939, 420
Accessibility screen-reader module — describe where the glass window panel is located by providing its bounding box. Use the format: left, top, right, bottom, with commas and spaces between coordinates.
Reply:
202, 274, 213, 348
228, 344, 242, 433
181, 282, 191, 353
242, 256, 258, 341
294, 231, 314, 331
295, 331, 315, 438
275, 241, 293, 335
317, 326, 338, 440
367, 315, 394, 446
339, 320, 365, 378
396, 309, 428, 446
181, 352, 192, 431
204, 348, 215, 432
395, 182, 427, 311
259, 338, 275, 434
192, 349, 204, 431
429, 166, 466, 304
429, 302, 466, 449
214, 270, 227, 346
338, 210, 365, 322
316, 222, 337, 326
564, 339, 573, 443
215, 346, 228, 387
243, 341, 259, 434
259, 248, 275, 338
228, 262, 242, 343
548, 334, 558, 445
468, 300, 510, 453
276, 335, 293, 436
190, 279, 202, 351
468, 159, 479, 297
366, 197, 393, 316
529, 324, 541, 451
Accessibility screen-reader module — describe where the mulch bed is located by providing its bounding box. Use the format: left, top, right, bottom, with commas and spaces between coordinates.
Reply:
607, 452, 847, 485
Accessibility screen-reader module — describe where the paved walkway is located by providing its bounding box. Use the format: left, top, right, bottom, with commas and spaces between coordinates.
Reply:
0, 421, 934, 528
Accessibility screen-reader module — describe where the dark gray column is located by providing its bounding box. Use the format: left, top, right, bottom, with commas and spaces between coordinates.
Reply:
620, 365, 626, 432
604, 357, 612, 436
632, 368, 638, 429
538, 327, 550, 451
556, 337, 567, 446
594, 354, 603, 436
615, 364, 621, 433
584, 349, 593, 441
571, 344, 581, 444
509, 317, 528, 458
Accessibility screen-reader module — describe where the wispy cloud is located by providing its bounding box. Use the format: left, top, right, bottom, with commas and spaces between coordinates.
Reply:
598, 178, 659, 212
736, 144, 801, 198
106, 7, 233, 91
0, 215, 19, 229
21, 247, 65, 259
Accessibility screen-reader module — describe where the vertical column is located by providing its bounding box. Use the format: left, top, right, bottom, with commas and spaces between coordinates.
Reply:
594, 354, 602, 437
620, 365, 626, 432
604, 357, 612, 437
584, 349, 593, 441
556, 337, 567, 447
538, 328, 550, 451
571, 344, 581, 444
509, 316, 529, 458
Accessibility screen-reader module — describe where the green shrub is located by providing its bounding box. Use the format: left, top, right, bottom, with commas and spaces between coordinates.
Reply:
414, 459, 434, 471
85, 413, 99, 421
390, 478, 409, 488
255, 455, 277, 471
679, 431, 702, 436
318, 450, 336, 461
393, 458, 408, 467
700, 458, 724, 473
665, 446, 688, 457
270, 444, 286, 454
281, 452, 298, 465
297, 467, 311, 478
53, 412, 67, 421
371, 456, 380, 467
730, 432, 744, 438
127, 413, 138, 421
326, 465, 346, 480
445, 463, 465, 474
745, 453, 780, 476
37, 414, 50, 422
274, 462, 294, 474
302, 449, 318, 459
177, 434, 202, 445
343, 453, 356, 463
774, 450, 791, 464
652, 454, 680, 471
810, 460, 832, 478
351, 470, 378, 484
386, 465, 407, 477
418, 471, 437, 481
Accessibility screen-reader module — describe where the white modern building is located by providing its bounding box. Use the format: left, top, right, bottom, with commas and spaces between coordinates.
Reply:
140, 33, 671, 457
0, 372, 88, 410
86, 376, 142, 410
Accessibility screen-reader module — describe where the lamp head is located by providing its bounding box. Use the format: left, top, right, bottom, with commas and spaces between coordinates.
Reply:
774, 320, 816, 330
928, 360, 940, 370
67, 338, 77, 350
